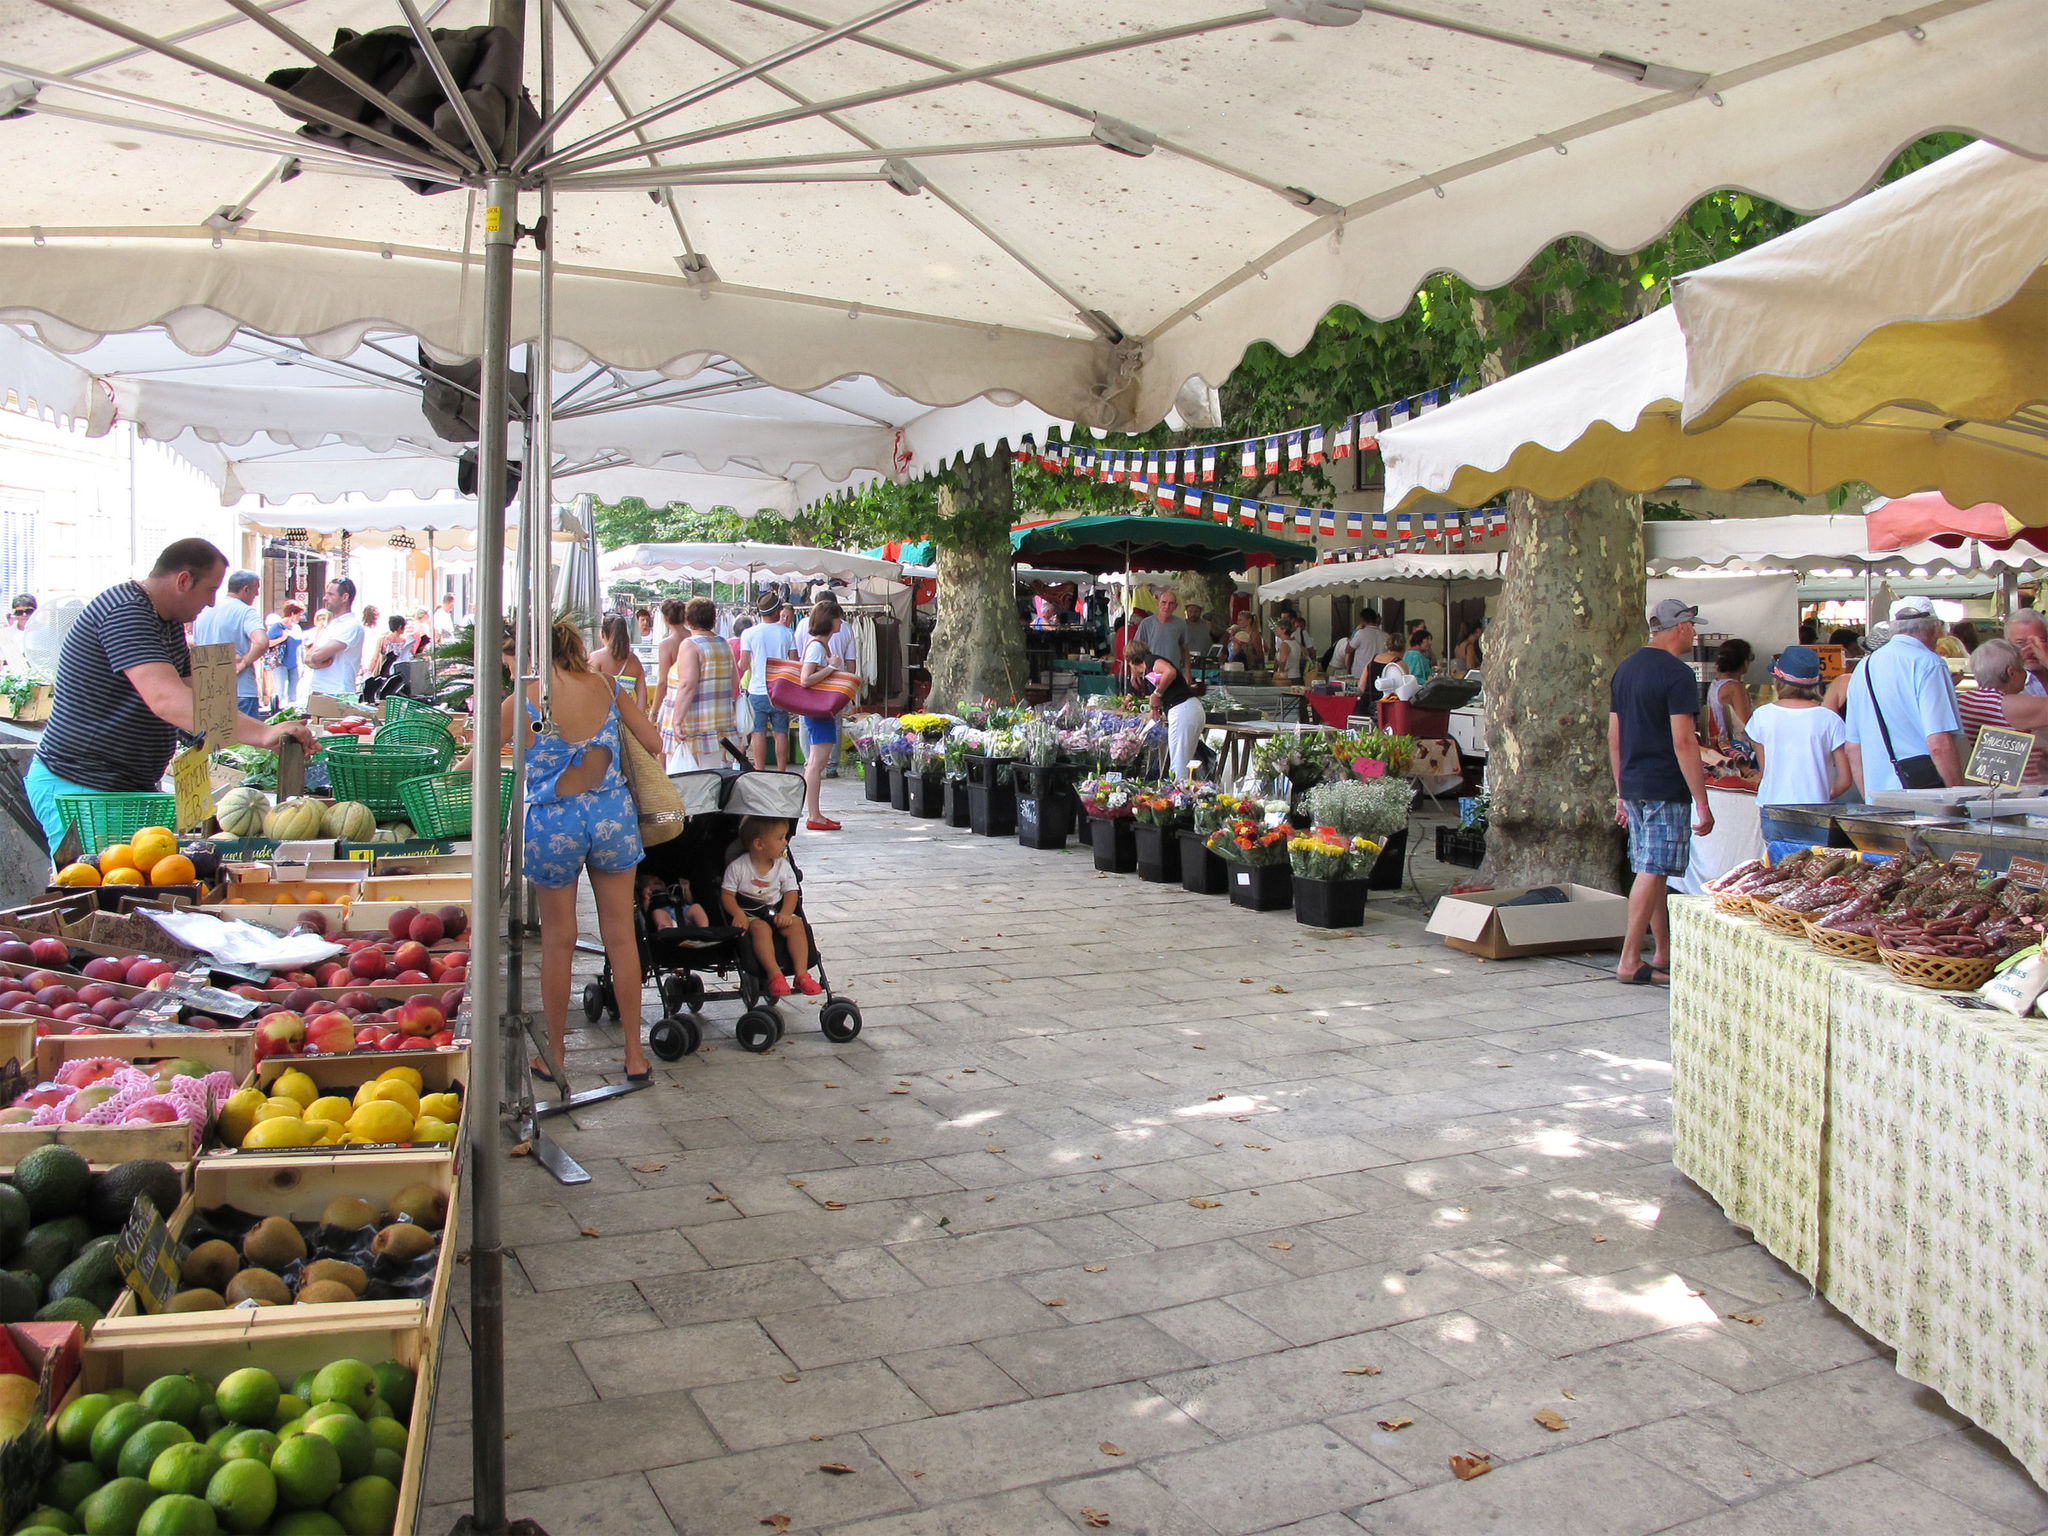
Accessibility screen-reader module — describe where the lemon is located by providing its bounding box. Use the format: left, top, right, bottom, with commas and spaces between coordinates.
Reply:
312, 1120, 346, 1146
254, 1096, 307, 1123
217, 1088, 266, 1147
304, 1096, 353, 1126
418, 1092, 460, 1122
369, 1080, 419, 1116
409, 1116, 456, 1145
344, 1101, 414, 1144
272, 1070, 318, 1109
374, 1065, 423, 1093
243, 1115, 315, 1150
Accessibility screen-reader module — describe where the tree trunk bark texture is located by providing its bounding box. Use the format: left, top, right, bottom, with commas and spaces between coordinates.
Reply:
1480, 481, 1645, 892
926, 454, 1030, 707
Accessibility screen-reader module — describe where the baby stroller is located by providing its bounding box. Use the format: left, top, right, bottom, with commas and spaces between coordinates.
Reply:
581, 762, 863, 1057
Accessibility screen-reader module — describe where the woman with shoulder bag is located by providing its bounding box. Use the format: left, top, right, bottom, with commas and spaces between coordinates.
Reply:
799, 599, 847, 831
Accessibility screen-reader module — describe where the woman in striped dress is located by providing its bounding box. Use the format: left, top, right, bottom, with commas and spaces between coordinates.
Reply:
662, 595, 736, 772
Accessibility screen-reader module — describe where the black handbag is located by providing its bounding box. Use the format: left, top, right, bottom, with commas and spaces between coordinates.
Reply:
1863, 664, 1944, 789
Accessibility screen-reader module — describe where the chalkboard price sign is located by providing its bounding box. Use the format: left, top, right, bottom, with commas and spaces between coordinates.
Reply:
1966, 726, 2034, 789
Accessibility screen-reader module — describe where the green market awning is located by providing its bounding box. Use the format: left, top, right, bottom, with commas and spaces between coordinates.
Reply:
1009, 516, 1305, 576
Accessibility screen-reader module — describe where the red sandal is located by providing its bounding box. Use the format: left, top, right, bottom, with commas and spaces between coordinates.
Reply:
806, 817, 842, 831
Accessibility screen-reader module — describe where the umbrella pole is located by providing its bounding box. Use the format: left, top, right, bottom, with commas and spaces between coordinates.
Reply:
506, 449, 533, 1012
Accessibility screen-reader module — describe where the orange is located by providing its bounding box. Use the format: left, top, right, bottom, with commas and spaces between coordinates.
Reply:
103, 867, 146, 886
225, 897, 249, 905
149, 854, 197, 886
99, 845, 137, 873
54, 863, 102, 887
269, 891, 299, 905
300, 888, 332, 905
130, 828, 178, 874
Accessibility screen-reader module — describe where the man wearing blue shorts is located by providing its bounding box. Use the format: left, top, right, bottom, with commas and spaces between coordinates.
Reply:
1608, 598, 1713, 986
735, 593, 795, 770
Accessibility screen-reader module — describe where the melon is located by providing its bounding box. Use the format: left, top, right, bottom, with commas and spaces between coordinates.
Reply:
324, 800, 377, 842
370, 824, 415, 844
263, 796, 328, 841
216, 785, 270, 839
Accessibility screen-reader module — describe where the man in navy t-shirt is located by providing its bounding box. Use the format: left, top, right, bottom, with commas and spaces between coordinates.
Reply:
1608, 598, 1713, 986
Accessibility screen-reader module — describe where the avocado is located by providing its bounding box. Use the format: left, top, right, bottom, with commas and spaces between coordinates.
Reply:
86, 1160, 183, 1234
0, 1267, 38, 1322
34, 1294, 102, 1327
16, 1216, 92, 1285
12, 1144, 93, 1222
48, 1236, 122, 1312
0, 1182, 28, 1259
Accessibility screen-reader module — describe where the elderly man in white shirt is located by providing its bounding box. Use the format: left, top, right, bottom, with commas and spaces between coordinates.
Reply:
2007, 608, 2048, 697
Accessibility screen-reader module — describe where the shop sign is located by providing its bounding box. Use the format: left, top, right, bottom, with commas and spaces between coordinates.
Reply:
2009, 856, 2048, 888
1966, 725, 2034, 789
188, 641, 238, 751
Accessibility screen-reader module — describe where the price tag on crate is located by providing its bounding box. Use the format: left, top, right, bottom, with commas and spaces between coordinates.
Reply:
115, 1197, 182, 1315
2009, 856, 2048, 888
171, 745, 215, 833
1949, 850, 1984, 871
188, 642, 239, 753
1966, 726, 2033, 789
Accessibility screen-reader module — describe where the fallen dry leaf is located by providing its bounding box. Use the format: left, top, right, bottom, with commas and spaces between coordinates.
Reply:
761, 1518, 791, 1532
1533, 1409, 1569, 1432
1189, 1198, 1223, 1209
1341, 1366, 1382, 1376
824, 1083, 840, 1089
1590, 1234, 1608, 1244
986, 1147, 1006, 1154
1376, 1416, 1413, 1432
632, 1163, 667, 1173
706, 1194, 729, 1203
1080, 1510, 1111, 1529
781, 1374, 800, 1384
1561, 1390, 1577, 1401
509, 1141, 532, 1157
1044, 1297, 1067, 1307
579, 1227, 601, 1238
889, 1089, 910, 1095
1099, 1441, 1125, 1456
1450, 1453, 1492, 1481
1268, 1240, 1295, 1251
877, 1136, 891, 1144
819, 1462, 857, 1475
1729, 1312, 1763, 1326
809, 1435, 824, 1442
1083, 1264, 1108, 1273
962, 1068, 977, 1074
1245, 1144, 1270, 1151
823, 1201, 848, 1210
1268, 985, 1289, 994
1207, 1093, 1228, 1101
788, 1179, 807, 1188
1191, 1045, 1206, 1050
1238, 978, 1254, 984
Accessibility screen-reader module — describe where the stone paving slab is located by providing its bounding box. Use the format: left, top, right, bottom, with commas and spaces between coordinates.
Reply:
424, 790, 2048, 1535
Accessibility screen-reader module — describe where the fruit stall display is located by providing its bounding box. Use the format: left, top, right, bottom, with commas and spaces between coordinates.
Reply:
51, 826, 221, 899
0, 935, 184, 1035
217, 1056, 466, 1155
1, 1038, 251, 1170
98, 1150, 454, 1330
0, 1149, 185, 1331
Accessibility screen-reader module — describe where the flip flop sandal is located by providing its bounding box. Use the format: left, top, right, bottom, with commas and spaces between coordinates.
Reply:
530, 1058, 559, 1084
1617, 966, 1656, 985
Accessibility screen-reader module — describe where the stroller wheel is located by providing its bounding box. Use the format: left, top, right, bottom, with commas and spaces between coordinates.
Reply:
819, 1001, 863, 1043
659, 974, 702, 1017
737, 970, 762, 1008
649, 1015, 700, 1061
581, 980, 606, 1023
735, 1009, 780, 1054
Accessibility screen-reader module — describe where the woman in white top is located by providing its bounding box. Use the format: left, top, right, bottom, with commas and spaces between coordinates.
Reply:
1745, 645, 1852, 846
1707, 639, 1754, 745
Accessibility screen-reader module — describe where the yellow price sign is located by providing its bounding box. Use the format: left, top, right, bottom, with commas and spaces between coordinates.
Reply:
347, 848, 377, 862
171, 745, 215, 832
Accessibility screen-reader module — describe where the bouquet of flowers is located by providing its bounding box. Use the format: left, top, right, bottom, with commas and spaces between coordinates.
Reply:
845, 714, 892, 764
1250, 730, 1327, 785
1327, 726, 1416, 776
899, 712, 954, 740
1133, 783, 1197, 828
941, 728, 973, 780
1101, 718, 1164, 769
1303, 776, 1415, 841
1207, 816, 1291, 866
1192, 789, 1255, 836
1017, 715, 1061, 768
1288, 825, 1383, 881
910, 737, 944, 775
879, 731, 916, 769
1078, 777, 1139, 818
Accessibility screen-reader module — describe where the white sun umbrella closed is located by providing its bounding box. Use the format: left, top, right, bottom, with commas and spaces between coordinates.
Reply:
602, 541, 900, 586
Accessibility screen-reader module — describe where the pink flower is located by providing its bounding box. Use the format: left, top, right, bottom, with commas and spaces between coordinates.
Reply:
1352, 757, 1387, 780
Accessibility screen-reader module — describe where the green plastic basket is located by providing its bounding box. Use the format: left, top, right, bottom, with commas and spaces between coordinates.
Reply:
384, 696, 456, 729
372, 720, 457, 770
325, 746, 441, 817
312, 734, 361, 757
399, 770, 515, 841
54, 792, 177, 853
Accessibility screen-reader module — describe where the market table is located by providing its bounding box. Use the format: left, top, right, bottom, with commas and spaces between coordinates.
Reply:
1670, 895, 2048, 1484
1290, 689, 1364, 730
1675, 785, 1763, 895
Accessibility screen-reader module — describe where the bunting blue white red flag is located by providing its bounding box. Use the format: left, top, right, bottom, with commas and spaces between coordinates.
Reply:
1073, 448, 1091, 477
1294, 507, 1314, 532
1154, 481, 1176, 509
1263, 437, 1282, 474
1416, 387, 1440, 415
1213, 496, 1234, 523
1317, 509, 1336, 535
1201, 447, 1217, 484
1144, 451, 1160, 481
1396, 512, 1412, 537
1240, 442, 1257, 478
1488, 508, 1507, 536
1388, 400, 1410, 429
1239, 502, 1257, 526
1422, 511, 1439, 537
1371, 510, 1387, 538
1285, 432, 1304, 471
1345, 511, 1365, 539
1307, 425, 1326, 465
1183, 485, 1204, 515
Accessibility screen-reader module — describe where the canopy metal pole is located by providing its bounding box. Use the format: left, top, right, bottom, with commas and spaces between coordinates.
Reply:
506, 464, 533, 1010
462, 2, 520, 1526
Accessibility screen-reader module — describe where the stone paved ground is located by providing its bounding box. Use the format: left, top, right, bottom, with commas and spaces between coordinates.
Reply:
422, 782, 2048, 1536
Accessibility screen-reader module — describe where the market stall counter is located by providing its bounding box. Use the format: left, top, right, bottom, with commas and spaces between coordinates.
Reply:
1676, 785, 1763, 895
1670, 888, 2048, 1486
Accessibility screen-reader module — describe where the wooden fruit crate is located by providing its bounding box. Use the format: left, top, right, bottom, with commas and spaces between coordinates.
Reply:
0, 1115, 198, 1172
1, 1031, 252, 1172
0, 1017, 31, 1071
33, 1029, 253, 1084
78, 1309, 436, 1536
201, 899, 464, 936
99, 1149, 457, 1336
205, 1046, 469, 1162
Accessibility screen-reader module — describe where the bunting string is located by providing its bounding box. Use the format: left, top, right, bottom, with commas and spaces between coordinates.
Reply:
1103, 476, 1506, 549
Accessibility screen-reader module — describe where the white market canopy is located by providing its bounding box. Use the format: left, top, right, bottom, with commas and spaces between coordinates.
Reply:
1642, 514, 2042, 577
238, 494, 585, 551
0, 4, 2041, 431
1381, 141, 2048, 517
1258, 550, 1506, 600
601, 541, 900, 585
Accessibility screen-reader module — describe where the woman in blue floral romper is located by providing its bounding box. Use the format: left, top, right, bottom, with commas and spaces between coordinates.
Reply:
498, 621, 665, 1084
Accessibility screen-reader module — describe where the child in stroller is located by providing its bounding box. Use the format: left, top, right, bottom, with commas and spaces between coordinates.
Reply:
721, 815, 821, 997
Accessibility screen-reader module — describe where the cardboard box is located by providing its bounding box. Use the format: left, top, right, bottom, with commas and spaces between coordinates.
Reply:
1426, 883, 1629, 960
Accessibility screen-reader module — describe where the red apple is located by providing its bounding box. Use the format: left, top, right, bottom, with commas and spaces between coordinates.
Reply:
125, 957, 173, 986
254, 1012, 306, 1059
80, 956, 128, 982
387, 906, 422, 941
347, 950, 388, 980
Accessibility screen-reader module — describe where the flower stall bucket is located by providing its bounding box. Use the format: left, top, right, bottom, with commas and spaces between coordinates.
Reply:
1179, 830, 1228, 894
1017, 794, 1071, 851
969, 779, 1017, 836
1293, 875, 1369, 928
1090, 816, 1136, 873
1368, 827, 1409, 891
1135, 823, 1183, 884
1075, 813, 1094, 848
967, 753, 1011, 788
905, 771, 945, 819
1228, 862, 1293, 912
863, 762, 891, 803
943, 776, 973, 829
888, 764, 912, 812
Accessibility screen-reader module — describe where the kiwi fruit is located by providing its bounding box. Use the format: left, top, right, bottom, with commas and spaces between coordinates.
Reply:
294, 1280, 357, 1306
320, 1197, 377, 1232
370, 1224, 436, 1264
300, 1259, 367, 1297
166, 1288, 226, 1313
242, 1216, 307, 1270
224, 1268, 291, 1307
180, 1239, 240, 1293
387, 1184, 448, 1231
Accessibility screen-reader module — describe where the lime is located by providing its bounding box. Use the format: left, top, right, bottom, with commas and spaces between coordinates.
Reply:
192, 1406, 223, 1441
290, 1371, 318, 1405
203, 1459, 277, 1536
365, 1418, 406, 1457
135, 1493, 218, 1536
303, 1414, 373, 1480
148, 1441, 222, 1499
269, 1514, 344, 1535
13, 1512, 74, 1536
103, 1390, 139, 1406
76, 1476, 155, 1534
44, 1456, 103, 1511
203, 1426, 240, 1454
16, 1524, 71, 1536
365, 1398, 395, 1423
56, 1393, 116, 1457
219, 1429, 279, 1466
90, 1401, 159, 1477
270, 1433, 342, 1510
326, 1475, 399, 1536
138, 1376, 207, 1430
211, 1371, 278, 1431
299, 1402, 357, 1427
269, 1394, 307, 1433
117, 1421, 195, 1483
369, 1364, 413, 1427
367, 1448, 402, 1486
307, 1362, 376, 1419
